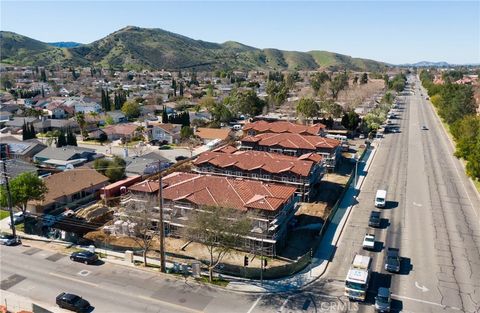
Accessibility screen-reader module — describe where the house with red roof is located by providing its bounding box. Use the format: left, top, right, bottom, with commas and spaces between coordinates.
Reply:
243, 120, 325, 137
160, 172, 298, 256
240, 132, 341, 170
193, 148, 325, 201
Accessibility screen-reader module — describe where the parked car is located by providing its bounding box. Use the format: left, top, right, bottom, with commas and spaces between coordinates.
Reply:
359, 134, 365, 139
369, 211, 381, 228
375, 287, 391, 312
385, 247, 401, 273
56, 292, 90, 312
158, 145, 172, 150
70, 251, 99, 265
7, 211, 29, 226
175, 155, 188, 161
362, 233, 375, 250
0, 233, 21, 246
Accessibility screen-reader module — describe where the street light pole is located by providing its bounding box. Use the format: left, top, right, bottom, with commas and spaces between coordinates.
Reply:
260, 236, 264, 286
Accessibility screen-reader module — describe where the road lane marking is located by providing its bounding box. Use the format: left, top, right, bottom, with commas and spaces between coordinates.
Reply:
412, 202, 422, 207
277, 295, 293, 313
246, 295, 262, 313
391, 293, 461, 311
414, 281, 429, 292
136, 294, 203, 313
48, 272, 98, 287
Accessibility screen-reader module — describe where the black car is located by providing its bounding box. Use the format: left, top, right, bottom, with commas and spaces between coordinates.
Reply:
175, 155, 188, 161
385, 247, 401, 273
369, 211, 381, 228
0, 233, 21, 246
70, 251, 98, 264
56, 292, 90, 312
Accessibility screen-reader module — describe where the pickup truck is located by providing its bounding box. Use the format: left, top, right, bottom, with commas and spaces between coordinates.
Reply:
384, 248, 401, 273
56, 292, 90, 312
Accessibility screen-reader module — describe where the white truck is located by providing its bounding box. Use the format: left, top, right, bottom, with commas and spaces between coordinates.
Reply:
345, 254, 371, 301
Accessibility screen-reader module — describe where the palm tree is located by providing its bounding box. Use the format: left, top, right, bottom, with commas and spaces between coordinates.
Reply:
75, 112, 87, 140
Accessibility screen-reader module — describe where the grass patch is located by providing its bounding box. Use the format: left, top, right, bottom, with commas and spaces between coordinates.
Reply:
0, 210, 10, 219
473, 180, 480, 194
195, 276, 229, 287
65, 247, 84, 253
15, 223, 25, 232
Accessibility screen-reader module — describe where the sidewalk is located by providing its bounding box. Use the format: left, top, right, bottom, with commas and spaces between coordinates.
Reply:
2, 144, 379, 294
0, 289, 65, 313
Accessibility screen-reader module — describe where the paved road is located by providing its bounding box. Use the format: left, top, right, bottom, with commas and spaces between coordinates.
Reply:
0, 243, 266, 313
266, 77, 480, 313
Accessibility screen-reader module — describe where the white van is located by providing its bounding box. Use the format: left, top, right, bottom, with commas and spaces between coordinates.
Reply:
232, 124, 242, 131
375, 190, 387, 208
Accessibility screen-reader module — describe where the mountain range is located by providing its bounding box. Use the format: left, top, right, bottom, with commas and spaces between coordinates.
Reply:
0, 26, 388, 72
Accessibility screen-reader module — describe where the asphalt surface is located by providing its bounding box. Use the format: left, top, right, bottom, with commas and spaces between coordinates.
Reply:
0, 243, 265, 313
261, 76, 480, 313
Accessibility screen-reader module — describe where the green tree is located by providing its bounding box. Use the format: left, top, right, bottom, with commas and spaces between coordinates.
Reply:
94, 156, 126, 182
329, 73, 349, 100
296, 97, 319, 121
180, 126, 194, 140
225, 89, 265, 117
66, 128, 77, 146
184, 206, 252, 282
56, 129, 67, 147
341, 110, 361, 131
360, 73, 368, 84
75, 112, 87, 140
171, 78, 177, 97
121, 101, 141, 119
0, 172, 48, 220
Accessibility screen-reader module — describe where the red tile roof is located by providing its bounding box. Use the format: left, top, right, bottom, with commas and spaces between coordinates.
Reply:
162, 172, 296, 212
194, 150, 317, 176
243, 120, 325, 135
242, 133, 340, 151
128, 180, 160, 193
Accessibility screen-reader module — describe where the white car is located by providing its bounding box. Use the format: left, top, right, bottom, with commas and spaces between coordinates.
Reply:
7, 211, 29, 226
362, 233, 376, 250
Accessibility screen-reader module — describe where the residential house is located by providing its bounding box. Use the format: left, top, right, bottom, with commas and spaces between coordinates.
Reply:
0, 111, 13, 123
33, 145, 97, 168
4, 117, 38, 131
33, 118, 79, 133
124, 152, 171, 177
160, 172, 298, 256
241, 133, 340, 170
150, 123, 182, 144
193, 149, 324, 201
0, 136, 46, 161
42, 102, 74, 119
102, 124, 138, 141
104, 111, 127, 124
27, 168, 109, 214
0, 159, 38, 185
64, 97, 102, 114
194, 127, 233, 144
243, 120, 325, 137
128, 179, 160, 196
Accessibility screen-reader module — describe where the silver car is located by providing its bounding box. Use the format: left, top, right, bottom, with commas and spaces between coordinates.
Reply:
0, 233, 21, 246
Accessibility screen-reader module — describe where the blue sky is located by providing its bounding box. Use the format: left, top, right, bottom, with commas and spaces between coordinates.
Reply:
1, 1, 479, 64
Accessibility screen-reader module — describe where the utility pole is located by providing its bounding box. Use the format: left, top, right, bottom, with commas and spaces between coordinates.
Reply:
260, 236, 264, 286
1, 161, 16, 237
157, 161, 166, 273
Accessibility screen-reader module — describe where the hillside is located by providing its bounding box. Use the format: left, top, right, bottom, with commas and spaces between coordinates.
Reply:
0, 27, 387, 71
48, 42, 82, 48
0, 31, 71, 66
